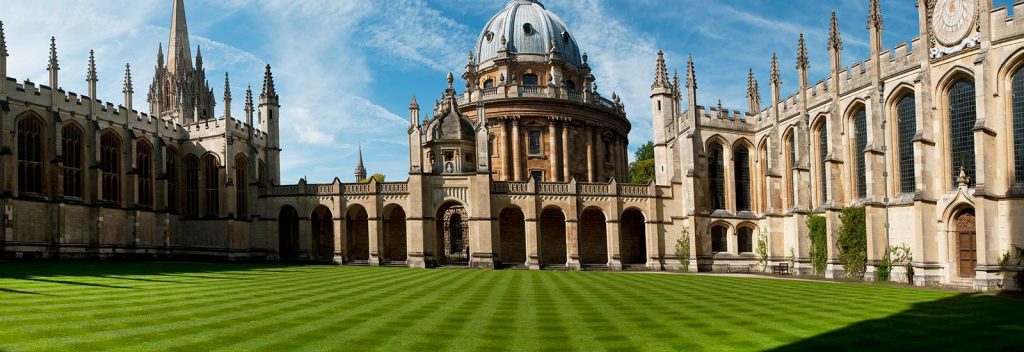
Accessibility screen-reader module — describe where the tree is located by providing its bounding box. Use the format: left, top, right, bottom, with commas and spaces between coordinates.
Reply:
629, 141, 655, 184
756, 230, 769, 272
837, 207, 867, 279
370, 173, 386, 183
674, 225, 691, 272
807, 215, 827, 276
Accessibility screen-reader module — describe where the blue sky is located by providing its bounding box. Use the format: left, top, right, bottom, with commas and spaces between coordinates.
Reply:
4, 0, 1015, 183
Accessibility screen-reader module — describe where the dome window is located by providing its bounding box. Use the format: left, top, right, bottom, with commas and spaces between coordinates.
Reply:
523, 23, 535, 36
562, 31, 570, 43
484, 31, 494, 42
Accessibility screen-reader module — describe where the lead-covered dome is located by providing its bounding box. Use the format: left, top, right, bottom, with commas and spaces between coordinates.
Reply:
475, 0, 583, 67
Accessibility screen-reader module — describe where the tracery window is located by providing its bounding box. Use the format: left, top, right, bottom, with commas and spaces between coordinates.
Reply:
203, 155, 220, 217
708, 143, 726, 210
1012, 68, 1024, 184
61, 124, 84, 198
166, 148, 179, 211
854, 109, 868, 198
184, 156, 200, 217
948, 79, 976, 188
816, 123, 828, 204
100, 133, 121, 202
235, 155, 248, 219
896, 95, 917, 194
136, 140, 153, 207
734, 145, 751, 211
17, 116, 44, 195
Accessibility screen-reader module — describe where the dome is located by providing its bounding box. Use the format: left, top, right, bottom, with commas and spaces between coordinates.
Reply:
475, 0, 583, 67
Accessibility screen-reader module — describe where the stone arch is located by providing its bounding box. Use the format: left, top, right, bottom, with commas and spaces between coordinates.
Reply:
311, 205, 334, 262
382, 204, 408, 263
756, 136, 770, 212
811, 113, 830, 205
732, 140, 753, 212
498, 206, 527, 267
782, 126, 797, 208
948, 206, 977, 279
886, 83, 918, 196
708, 221, 733, 255
1000, 51, 1024, 186
539, 206, 567, 267
436, 201, 470, 266
619, 207, 647, 266
278, 205, 300, 261
346, 204, 370, 262
736, 222, 758, 254
844, 100, 869, 200
578, 206, 608, 266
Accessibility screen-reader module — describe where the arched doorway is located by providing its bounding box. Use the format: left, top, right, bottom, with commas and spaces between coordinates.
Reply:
579, 207, 608, 267
498, 207, 527, 267
436, 203, 470, 266
346, 205, 370, 263
539, 207, 567, 268
383, 205, 407, 263
278, 205, 300, 261
955, 208, 977, 278
311, 205, 334, 262
620, 208, 647, 266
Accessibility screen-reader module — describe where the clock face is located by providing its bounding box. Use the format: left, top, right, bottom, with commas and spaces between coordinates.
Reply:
932, 0, 975, 47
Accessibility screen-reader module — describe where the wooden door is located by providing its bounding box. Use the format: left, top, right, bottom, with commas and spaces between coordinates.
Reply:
955, 210, 976, 278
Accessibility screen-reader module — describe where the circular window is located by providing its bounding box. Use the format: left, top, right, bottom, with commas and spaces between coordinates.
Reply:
484, 31, 494, 42
523, 23, 534, 36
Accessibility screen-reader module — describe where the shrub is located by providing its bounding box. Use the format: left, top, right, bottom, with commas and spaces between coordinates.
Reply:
889, 243, 914, 285
837, 207, 867, 279
787, 247, 796, 271
997, 245, 1024, 290
674, 225, 691, 272
756, 230, 769, 272
807, 215, 827, 276
877, 250, 891, 282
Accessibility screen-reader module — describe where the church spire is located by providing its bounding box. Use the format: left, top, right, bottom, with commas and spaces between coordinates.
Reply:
354, 146, 367, 182
167, 0, 193, 78
652, 50, 669, 89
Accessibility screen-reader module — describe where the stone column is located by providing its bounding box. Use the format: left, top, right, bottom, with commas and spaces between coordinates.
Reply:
561, 121, 570, 181
548, 119, 558, 181
333, 217, 343, 265
503, 119, 511, 180
368, 217, 382, 266
512, 119, 521, 181
607, 219, 622, 270
586, 126, 595, 182
525, 217, 540, 270
566, 219, 580, 270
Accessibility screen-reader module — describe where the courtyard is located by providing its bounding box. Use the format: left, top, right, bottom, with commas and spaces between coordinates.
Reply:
0, 262, 1022, 351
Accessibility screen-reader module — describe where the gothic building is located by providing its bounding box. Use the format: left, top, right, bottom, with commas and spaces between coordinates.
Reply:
2, 0, 1023, 291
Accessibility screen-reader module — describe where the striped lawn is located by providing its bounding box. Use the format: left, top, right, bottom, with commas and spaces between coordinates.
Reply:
1, 262, 1022, 351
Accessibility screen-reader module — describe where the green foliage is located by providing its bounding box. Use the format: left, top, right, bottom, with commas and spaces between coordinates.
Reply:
674, 225, 691, 272
807, 215, 828, 276
877, 251, 891, 282
756, 230, 769, 272
837, 207, 868, 279
787, 247, 796, 271
997, 244, 1024, 289
370, 173, 386, 183
889, 243, 914, 285
629, 141, 655, 184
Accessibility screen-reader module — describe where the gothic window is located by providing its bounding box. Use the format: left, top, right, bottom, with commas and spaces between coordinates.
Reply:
522, 74, 539, 86
853, 108, 868, 198
235, 155, 248, 219
203, 155, 220, 217
529, 130, 542, 155
184, 156, 200, 217
734, 145, 751, 211
100, 132, 121, 202
483, 79, 494, 89
61, 124, 84, 198
737, 227, 753, 253
711, 226, 727, 253
816, 123, 828, 204
787, 132, 796, 208
948, 79, 976, 188
17, 116, 44, 195
136, 140, 153, 207
166, 148, 179, 211
896, 95, 917, 194
707, 143, 726, 210
759, 142, 768, 212
258, 160, 267, 187
1012, 68, 1024, 185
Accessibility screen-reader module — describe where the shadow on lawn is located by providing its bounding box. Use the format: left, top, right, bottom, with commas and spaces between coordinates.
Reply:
768, 293, 1024, 351
0, 261, 298, 288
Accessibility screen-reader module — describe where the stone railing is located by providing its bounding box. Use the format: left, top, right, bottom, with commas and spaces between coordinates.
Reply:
579, 183, 611, 196
262, 181, 410, 197
457, 86, 621, 116
380, 182, 409, 194
490, 180, 652, 197
342, 183, 373, 195
618, 184, 650, 197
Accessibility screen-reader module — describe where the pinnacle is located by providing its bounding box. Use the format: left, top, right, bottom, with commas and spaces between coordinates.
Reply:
123, 63, 133, 94
828, 11, 842, 51
87, 50, 98, 83
796, 33, 809, 71
48, 36, 59, 71
0, 21, 7, 57
770, 52, 781, 86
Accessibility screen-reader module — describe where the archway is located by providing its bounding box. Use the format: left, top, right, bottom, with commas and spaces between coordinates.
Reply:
579, 207, 608, 266
383, 205, 408, 263
278, 205, 300, 261
954, 208, 977, 278
539, 207, 567, 267
346, 205, 370, 263
311, 205, 334, 262
498, 207, 527, 267
620, 208, 647, 265
436, 202, 470, 265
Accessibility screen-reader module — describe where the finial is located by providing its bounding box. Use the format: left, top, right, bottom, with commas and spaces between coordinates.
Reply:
652, 49, 669, 89
157, 43, 164, 67
410, 95, 419, 109
828, 11, 843, 51
770, 52, 781, 86
0, 21, 8, 57
467, 50, 474, 64
446, 72, 454, 89
868, 0, 883, 30
685, 55, 696, 90
195, 45, 204, 70
796, 33, 809, 71
500, 34, 507, 47
123, 63, 133, 94
957, 166, 970, 187
747, 68, 761, 112
244, 84, 254, 112
582, 51, 588, 65
87, 50, 98, 83
48, 36, 59, 71
717, 100, 724, 119
223, 72, 231, 101
672, 70, 681, 97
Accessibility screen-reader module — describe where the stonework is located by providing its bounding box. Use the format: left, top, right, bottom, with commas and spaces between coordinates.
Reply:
2, 0, 1023, 292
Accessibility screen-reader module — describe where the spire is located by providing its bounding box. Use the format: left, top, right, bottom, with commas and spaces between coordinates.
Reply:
156, 43, 164, 68
354, 146, 367, 182
0, 21, 7, 57
747, 68, 761, 112
195, 46, 203, 71
167, 0, 193, 77
685, 55, 696, 91
652, 50, 669, 89
47, 36, 59, 72
410, 95, 419, 109
260, 64, 278, 103
770, 52, 781, 86
796, 33, 810, 71
828, 11, 843, 51
244, 84, 254, 114
868, 0, 883, 29
123, 63, 133, 94
223, 72, 231, 102
87, 50, 98, 83
672, 70, 681, 99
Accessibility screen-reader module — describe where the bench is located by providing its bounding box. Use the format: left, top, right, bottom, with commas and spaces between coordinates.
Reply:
772, 263, 790, 275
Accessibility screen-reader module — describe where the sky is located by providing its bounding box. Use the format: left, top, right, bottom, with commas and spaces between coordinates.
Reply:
3, 0, 1016, 184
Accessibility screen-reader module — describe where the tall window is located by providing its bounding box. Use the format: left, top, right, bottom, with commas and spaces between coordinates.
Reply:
17, 116, 44, 194
166, 148, 179, 211
787, 133, 796, 207
896, 95, 917, 194
853, 109, 868, 198
1012, 68, 1024, 185
61, 124, 84, 198
708, 143, 726, 210
235, 155, 248, 219
734, 145, 751, 211
737, 227, 753, 253
817, 124, 828, 203
948, 79, 977, 188
184, 156, 200, 217
528, 130, 541, 155
258, 160, 267, 187
100, 133, 121, 202
711, 226, 727, 253
759, 143, 768, 211
203, 155, 220, 217
136, 141, 153, 207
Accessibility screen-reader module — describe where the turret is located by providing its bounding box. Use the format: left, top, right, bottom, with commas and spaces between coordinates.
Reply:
259, 64, 280, 185
123, 63, 134, 112
651, 50, 674, 186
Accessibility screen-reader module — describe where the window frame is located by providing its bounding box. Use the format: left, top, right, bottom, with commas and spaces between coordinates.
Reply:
61, 124, 84, 199
17, 115, 45, 196
100, 132, 122, 203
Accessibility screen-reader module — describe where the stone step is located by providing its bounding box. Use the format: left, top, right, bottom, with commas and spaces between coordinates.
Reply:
501, 264, 529, 270
581, 264, 609, 271
540, 264, 568, 271
380, 261, 407, 268
621, 264, 649, 271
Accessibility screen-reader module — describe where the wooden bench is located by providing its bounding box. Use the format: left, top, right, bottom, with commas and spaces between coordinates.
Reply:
772, 263, 790, 275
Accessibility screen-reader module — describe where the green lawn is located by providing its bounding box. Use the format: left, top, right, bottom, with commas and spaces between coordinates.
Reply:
0, 262, 1022, 351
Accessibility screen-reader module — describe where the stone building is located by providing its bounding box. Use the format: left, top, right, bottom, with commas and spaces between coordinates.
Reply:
2, 0, 1023, 291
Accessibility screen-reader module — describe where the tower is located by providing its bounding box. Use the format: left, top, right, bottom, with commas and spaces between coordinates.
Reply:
260, 64, 281, 185
651, 50, 674, 186
354, 146, 367, 182
147, 0, 214, 124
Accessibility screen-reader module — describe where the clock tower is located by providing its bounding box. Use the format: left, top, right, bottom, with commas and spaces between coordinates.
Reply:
927, 0, 981, 58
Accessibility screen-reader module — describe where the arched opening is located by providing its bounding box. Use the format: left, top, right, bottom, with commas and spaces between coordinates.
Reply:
851, 107, 868, 199
311, 205, 334, 262
578, 207, 608, 267
947, 78, 977, 189
784, 130, 796, 208
278, 205, 300, 262
734, 144, 751, 211
954, 208, 977, 278
184, 155, 200, 217
707, 142, 726, 210
61, 123, 84, 198
235, 155, 248, 219
436, 203, 470, 266
737, 226, 755, 254
202, 154, 220, 217
814, 120, 829, 206
100, 131, 122, 202
894, 93, 917, 194
17, 114, 45, 195
136, 140, 154, 207
1014, 67, 1024, 185
383, 205, 408, 263
498, 207, 527, 267
619, 209, 647, 265
346, 205, 370, 263
539, 207, 567, 268
711, 225, 728, 254
758, 140, 769, 212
